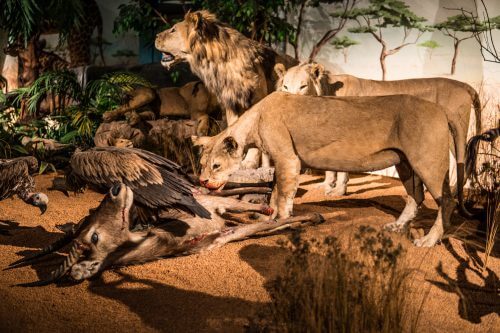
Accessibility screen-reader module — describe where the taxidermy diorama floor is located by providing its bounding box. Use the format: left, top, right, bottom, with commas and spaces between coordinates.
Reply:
0, 173, 498, 332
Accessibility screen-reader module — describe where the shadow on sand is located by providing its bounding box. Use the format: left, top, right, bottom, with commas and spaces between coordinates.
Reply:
0, 221, 72, 284
427, 240, 500, 324
88, 271, 264, 332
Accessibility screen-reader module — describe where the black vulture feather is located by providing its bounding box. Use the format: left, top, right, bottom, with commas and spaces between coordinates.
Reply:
66, 147, 211, 220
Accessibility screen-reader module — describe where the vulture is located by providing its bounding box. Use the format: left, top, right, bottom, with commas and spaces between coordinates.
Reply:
0, 156, 49, 213
66, 147, 211, 222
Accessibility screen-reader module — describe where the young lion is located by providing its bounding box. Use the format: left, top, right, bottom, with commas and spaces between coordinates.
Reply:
102, 81, 218, 136
274, 62, 482, 203
193, 92, 462, 247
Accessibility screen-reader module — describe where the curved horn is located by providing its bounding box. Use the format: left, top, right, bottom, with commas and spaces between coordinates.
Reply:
16, 242, 83, 287
7, 217, 89, 269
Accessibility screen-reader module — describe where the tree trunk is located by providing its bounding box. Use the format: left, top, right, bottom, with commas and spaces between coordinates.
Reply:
451, 40, 460, 75
17, 37, 39, 88
380, 45, 387, 81
293, 2, 307, 60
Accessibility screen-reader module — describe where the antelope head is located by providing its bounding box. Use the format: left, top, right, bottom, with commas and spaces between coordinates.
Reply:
11, 184, 153, 285
69, 183, 138, 280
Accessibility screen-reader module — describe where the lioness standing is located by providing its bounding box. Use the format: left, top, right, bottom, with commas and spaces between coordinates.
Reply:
194, 92, 463, 247
274, 62, 481, 205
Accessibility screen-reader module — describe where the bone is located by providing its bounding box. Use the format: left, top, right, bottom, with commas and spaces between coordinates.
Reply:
203, 213, 324, 251
209, 187, 272, 197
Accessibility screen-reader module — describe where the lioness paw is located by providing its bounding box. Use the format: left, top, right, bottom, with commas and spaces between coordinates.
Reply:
325, 185, 347, 197
413, 231, 442, 247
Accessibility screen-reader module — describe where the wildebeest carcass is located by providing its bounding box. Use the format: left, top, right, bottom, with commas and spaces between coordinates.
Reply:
65, 146, 211, 224
0, 156, 48, 214
10, 183, 322, 286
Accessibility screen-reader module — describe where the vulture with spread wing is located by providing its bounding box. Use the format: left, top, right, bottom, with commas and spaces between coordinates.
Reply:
0, 156, 49, 213
66, 147, 210, 222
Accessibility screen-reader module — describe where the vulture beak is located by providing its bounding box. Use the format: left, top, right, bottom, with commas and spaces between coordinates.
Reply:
39, 204, 48, 215
29, 193, 49, 215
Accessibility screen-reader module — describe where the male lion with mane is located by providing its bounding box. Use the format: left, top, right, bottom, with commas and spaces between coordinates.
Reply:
155, 10, 297, 168
155, 10, 297, 125
193, 92, 471, 247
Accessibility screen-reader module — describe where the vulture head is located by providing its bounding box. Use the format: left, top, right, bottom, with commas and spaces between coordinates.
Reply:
28, 193, 49, 214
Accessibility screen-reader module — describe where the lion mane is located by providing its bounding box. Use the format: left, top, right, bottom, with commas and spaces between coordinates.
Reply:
184, 11, 297, 115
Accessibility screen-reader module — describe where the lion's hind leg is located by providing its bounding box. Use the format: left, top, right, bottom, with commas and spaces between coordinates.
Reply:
409, 160, 455, 248
384, 161, 424, 233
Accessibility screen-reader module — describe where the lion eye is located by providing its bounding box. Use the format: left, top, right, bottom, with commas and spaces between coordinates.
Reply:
212, 163, 220, 170
91, 232, 99, 244
171, 28, 176, 33
283, 85, 288, 90
300, 85, 307, 90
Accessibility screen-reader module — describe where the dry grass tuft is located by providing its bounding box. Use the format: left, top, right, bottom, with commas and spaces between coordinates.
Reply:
249, 226, 420, 333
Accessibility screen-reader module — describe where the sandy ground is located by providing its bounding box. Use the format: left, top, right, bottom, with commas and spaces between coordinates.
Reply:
0, 172, 498, 333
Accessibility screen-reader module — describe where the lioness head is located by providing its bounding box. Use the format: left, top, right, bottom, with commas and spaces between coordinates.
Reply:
274, 62, 328, 96
70, 184, 136, 280
155, 10, 219, 69
192, 134, 244, 190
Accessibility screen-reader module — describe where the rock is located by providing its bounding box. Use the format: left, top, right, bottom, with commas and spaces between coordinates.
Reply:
227, 167, 275, 186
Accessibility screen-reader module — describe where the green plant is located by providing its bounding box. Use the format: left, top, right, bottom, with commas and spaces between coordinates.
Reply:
251, 226, 419, 332
337, 0, 431, 80
6, 70, 154, 146
0, 0, 84, 87
12, 70, 82, 116
330, 35, 359, 62
113, 0, 169, 37
0, 0, 83, 46
417, 39, 440, 60
434, 15, 488, 75
195, 0, 295, 45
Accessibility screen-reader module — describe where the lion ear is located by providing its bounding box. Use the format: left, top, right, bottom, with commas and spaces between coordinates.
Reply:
191, 135, 212, 148
222, 136, 238, 154
309, 63, 325, 79
185, 11, 203, 30
274, 63, 286, 80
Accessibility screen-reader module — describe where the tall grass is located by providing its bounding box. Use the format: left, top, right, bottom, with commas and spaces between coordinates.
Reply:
466, 132, 499, 269
250, 226, 419, 333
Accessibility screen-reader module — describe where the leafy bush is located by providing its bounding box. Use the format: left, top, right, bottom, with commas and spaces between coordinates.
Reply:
251, 226, 419, 333
2, 70, 154, 156
194, 0, 295, 44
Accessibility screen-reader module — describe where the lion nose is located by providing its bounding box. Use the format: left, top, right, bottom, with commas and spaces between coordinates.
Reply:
111, 184, 121, 196
199, 178, 209, 187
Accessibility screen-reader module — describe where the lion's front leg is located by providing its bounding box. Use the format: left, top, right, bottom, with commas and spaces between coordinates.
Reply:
274, 156, 301, 219
269, 185, 278, 219
103, 87, 157, 123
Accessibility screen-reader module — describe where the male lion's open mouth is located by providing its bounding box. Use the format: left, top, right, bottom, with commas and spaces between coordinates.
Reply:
161, 52, 175, 64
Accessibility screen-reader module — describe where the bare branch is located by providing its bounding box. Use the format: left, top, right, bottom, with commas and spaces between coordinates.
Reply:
308, 0, 358, 61
209, 187, 272, 197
